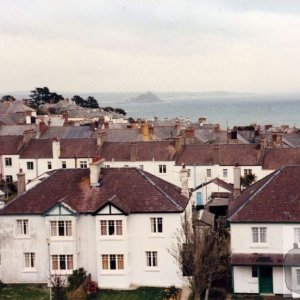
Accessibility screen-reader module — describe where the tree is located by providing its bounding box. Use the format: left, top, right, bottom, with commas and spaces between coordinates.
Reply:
1, 95, 16, 102
240, 173, 256, 188
86, 96, 99, 109
72, 95, 99, 109
115, 108, 126, 116
29, 87, 64, 111
170, 212, 230, 300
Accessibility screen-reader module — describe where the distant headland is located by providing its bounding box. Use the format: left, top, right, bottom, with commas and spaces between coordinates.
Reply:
128, 91, 162, 103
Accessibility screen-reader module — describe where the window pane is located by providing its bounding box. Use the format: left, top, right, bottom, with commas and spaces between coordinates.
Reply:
116, 220, 122, 235
66, 221, 72, 236
108, 221, 115, 235
52, 255, 58, 270
102, 255, 108, 270
157, 218, 163, 233
60, 255, 66, 270
24, 253, 30, 268
50, 221, 57, 236
58, 221, 65, 236
101, 221, 107, 235
252, 228, 258, 243
150, 218, 156, 232
146, 252, 151, 266
117, 255, 124, 269
67, 255, 73, 270
297, 269, 300, 285
110, 255, 116, 270
152, 252, 157, 267
260, 227, 266, 243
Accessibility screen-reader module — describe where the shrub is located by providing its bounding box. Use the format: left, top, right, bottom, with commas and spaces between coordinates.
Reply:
67, 268, 87, 292
162, 285, 180, 299
208, 287, 226, 300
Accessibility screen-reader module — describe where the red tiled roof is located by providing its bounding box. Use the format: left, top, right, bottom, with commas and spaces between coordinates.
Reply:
1, 168, 188, 215
60, 138, 99, 158
228, 165, 300, 222
263, 148, 300, 170
19, 139, 52, 158
0, 135, 24, 155
176, 144, 214, 165
100, 141, 176, 161
18, 138, 99, 159
219, 144, 261, 166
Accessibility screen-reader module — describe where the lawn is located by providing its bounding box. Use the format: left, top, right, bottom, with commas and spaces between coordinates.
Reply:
0, 284, 49, 300
91, 287, 165, 300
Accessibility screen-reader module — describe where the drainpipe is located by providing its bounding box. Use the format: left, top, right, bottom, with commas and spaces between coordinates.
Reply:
35, 155, 38, 178
193, 163, 197, 189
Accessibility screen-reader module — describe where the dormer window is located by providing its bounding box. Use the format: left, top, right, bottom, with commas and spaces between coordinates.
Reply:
50, 221, 72, 237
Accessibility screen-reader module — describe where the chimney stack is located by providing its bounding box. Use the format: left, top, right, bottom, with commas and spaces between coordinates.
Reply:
212, 144, 220, 165
23, 129, 36, 144
180, 164, 189, 198
52, 137, 61, 159
97, 132, 106, 147
233, 163, 241, 199
38, 118, 47, 134
175, 136, 183, 152
184, 127, 195, 144
17, 169, 26, 195
89, 156, 105, 187
130, 143, 137, 162
148, 126, 154, 136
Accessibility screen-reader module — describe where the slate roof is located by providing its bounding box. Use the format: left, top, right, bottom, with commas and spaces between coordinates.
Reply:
262, 148, 300, 170
0, 168, 188, 215
19, 138, 99, 158
100, 141, 176, 161
0, 136, 24, 155
228, 165, 300, 223
175, 144, 262, 166
40, 126, 94, 139
0, 101, 34, 114
0, 125, 37, 136
100, 129, 143, 142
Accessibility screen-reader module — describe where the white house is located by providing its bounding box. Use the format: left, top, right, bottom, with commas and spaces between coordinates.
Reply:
0, 158, 190, 289
228, 165, 300, 297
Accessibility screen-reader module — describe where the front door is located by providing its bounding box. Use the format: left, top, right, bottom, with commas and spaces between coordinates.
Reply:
259, 266, 273, 294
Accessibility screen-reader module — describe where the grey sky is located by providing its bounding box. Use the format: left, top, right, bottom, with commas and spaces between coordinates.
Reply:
1, 0, 300, 93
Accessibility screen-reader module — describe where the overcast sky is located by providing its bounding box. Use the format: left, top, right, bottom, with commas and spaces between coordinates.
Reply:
1, 0, 300, 94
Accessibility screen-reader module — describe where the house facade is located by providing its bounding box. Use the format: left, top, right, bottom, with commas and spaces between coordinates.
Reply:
228, 166, 300, 297
0, 160, 189, 288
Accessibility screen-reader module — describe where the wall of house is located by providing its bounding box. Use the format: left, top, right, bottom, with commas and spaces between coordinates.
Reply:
1, 155, 20, 181
233, 266, 259, 294
0, 215, 49, 283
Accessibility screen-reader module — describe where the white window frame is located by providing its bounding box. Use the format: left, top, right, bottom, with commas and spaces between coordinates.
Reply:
5, 157, 12, 166
51, 254, 73, 271
206, 169, 212, 178
47, 161, 52, 170
159, 164, 167, 174
100, 220, 123, 236
296, 269, 300, 286
79, 161, 87, 168
222, 169, 228, 178
101, 254, 124, 270
146, 251, 158, 267
62, 161, 67, 169
16, 219, 29, 237
27, 161, 34, 170
24, 252, 35, 269
50, 220, 72, 237
244, 169, 252, 176
252, 227, 267, 243
150, 218, 163, 233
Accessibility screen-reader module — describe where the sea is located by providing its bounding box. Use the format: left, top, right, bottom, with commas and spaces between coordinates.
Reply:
97, 93, 300, 128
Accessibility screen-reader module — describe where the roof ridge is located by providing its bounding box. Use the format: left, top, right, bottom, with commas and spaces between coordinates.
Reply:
228, 167, 283, 221
136, 168, 183, 211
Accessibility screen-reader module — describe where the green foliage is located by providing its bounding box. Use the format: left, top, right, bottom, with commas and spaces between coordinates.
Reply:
72, 95, 99, 109
51, 275, 67, 300
0, 284, 49, 300
67, 268, 87, 292
114, 108, 126, 116
1, 95, 16, 102
206, 287, 226, 300
29, 87, 64, 111
240, 173, 256, 188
